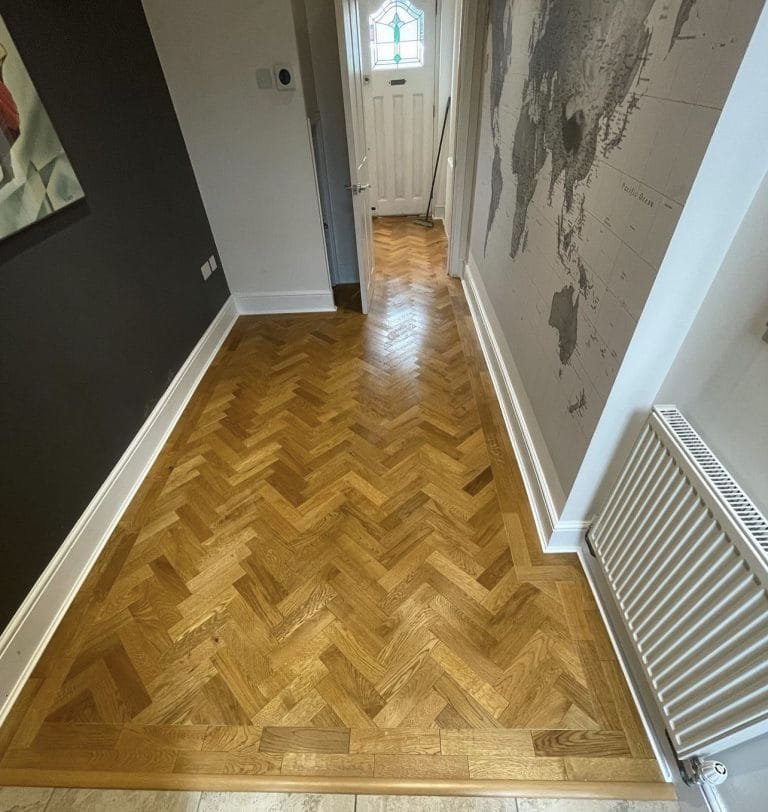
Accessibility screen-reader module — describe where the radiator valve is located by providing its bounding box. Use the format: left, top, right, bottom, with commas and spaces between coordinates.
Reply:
683, 757, 728, 786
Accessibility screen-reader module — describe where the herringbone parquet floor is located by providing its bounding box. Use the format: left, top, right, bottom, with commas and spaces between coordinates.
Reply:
0, 218, 666, 792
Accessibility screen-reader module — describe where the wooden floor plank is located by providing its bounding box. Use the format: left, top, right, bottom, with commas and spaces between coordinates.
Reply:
374, 754, 470, 780
258, 727, 349, 755
349, 728, 441, 755
439, 729, 534, 757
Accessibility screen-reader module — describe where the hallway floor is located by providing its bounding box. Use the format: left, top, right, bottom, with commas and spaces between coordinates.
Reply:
0, 218, 671, 798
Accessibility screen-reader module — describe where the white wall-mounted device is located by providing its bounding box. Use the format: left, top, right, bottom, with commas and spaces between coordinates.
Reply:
273, 64, 296, 91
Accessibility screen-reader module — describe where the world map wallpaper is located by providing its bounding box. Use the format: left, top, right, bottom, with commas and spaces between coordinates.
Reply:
469, 0, 764, 491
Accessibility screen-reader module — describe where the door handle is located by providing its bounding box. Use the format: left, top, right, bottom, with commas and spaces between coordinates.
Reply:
345, 183, 371, 194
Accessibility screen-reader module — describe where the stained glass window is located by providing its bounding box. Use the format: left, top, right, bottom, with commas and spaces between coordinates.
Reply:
369, 1, 425, 69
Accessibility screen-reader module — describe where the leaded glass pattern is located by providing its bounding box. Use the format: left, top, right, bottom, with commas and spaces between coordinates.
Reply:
369, 1, 425, 69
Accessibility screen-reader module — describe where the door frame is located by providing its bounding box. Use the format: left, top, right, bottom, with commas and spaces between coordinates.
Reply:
446, 0, 488, 278
335, 0, 376, 314
309, 115, 341, 285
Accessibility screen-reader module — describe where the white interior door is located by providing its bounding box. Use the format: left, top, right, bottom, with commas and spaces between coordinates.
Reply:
362, 0, 436, 216
336, 0, 376, 314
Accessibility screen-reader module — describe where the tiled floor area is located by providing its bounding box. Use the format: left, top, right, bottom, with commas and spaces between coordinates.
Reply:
0, 787, 680, 811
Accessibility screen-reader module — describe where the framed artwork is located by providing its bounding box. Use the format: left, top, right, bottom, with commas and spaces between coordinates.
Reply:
0, 15, 83, 241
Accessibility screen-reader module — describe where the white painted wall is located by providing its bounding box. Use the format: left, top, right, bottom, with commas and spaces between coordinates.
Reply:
705, 734, 768, 812
655, 171, 768, 812
658, 172, 768, 516
141, 0, 332, 301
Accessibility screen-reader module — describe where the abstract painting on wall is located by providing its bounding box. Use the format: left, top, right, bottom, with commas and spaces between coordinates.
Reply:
0, 15, 83, 241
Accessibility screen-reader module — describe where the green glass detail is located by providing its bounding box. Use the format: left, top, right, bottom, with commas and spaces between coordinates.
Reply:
370, 0, 425, 68
392, 11, 402, 63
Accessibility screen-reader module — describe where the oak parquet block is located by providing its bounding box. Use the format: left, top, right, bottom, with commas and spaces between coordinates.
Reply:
433, 675, 502, 730
173, 750, 282, 776
532, 730, 632, 758
0, 217, 664, 790
405, 691, 448, 728
371, 655, 443, 728
439, 729, 534, 757
118, 724, 208, 752
565, 756, 663, 782
2, 747, 177, 774
258, 727, 349, 755
349, 728, 441, 754
468, 755, 567, 781
31, 723, 122, 751
373, 754, 469, 780
281, 753, 374, 777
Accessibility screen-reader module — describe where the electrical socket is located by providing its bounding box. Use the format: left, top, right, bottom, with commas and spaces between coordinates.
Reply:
201, 260, 212, 281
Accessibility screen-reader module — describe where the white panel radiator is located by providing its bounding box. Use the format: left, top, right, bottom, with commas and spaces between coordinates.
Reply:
589, 406, 768, 765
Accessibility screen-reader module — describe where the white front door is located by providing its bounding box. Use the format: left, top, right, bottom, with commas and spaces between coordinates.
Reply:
336, 0, 376, 313
361, 0, 436, 216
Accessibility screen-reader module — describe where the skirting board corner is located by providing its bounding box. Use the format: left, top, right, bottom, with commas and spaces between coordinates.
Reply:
548, 520, 591, 551
0, 296, 239, 726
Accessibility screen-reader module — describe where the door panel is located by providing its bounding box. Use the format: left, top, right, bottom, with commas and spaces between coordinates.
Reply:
362, 0, 436, 216
336, 0, 376, 313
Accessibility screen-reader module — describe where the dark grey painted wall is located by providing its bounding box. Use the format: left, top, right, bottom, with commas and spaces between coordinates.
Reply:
0, 2, 229, 627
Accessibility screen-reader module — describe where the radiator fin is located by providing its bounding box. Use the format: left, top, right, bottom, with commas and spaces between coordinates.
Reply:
591, 406, 768, 759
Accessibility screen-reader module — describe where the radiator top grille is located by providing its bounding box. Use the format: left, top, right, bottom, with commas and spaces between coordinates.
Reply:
656, 406, 768, 557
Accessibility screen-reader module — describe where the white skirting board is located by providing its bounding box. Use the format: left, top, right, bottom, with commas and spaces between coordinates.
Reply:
462, 259, 585, 553
0, 296, 239, 726
235, 290, 336, 315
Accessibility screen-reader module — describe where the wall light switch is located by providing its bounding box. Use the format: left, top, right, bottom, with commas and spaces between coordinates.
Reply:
201, 260, 212, 281
209, 254, 218, 272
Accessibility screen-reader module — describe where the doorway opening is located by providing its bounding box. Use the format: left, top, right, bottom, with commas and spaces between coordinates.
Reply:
293, 0, 475, 314
354, 0, 461, 312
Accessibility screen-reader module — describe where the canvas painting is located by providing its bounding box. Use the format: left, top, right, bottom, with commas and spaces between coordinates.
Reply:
0, 15, 83, 240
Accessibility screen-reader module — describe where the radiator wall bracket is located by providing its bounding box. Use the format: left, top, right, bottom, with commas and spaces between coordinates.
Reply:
584, 524, 597, 557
